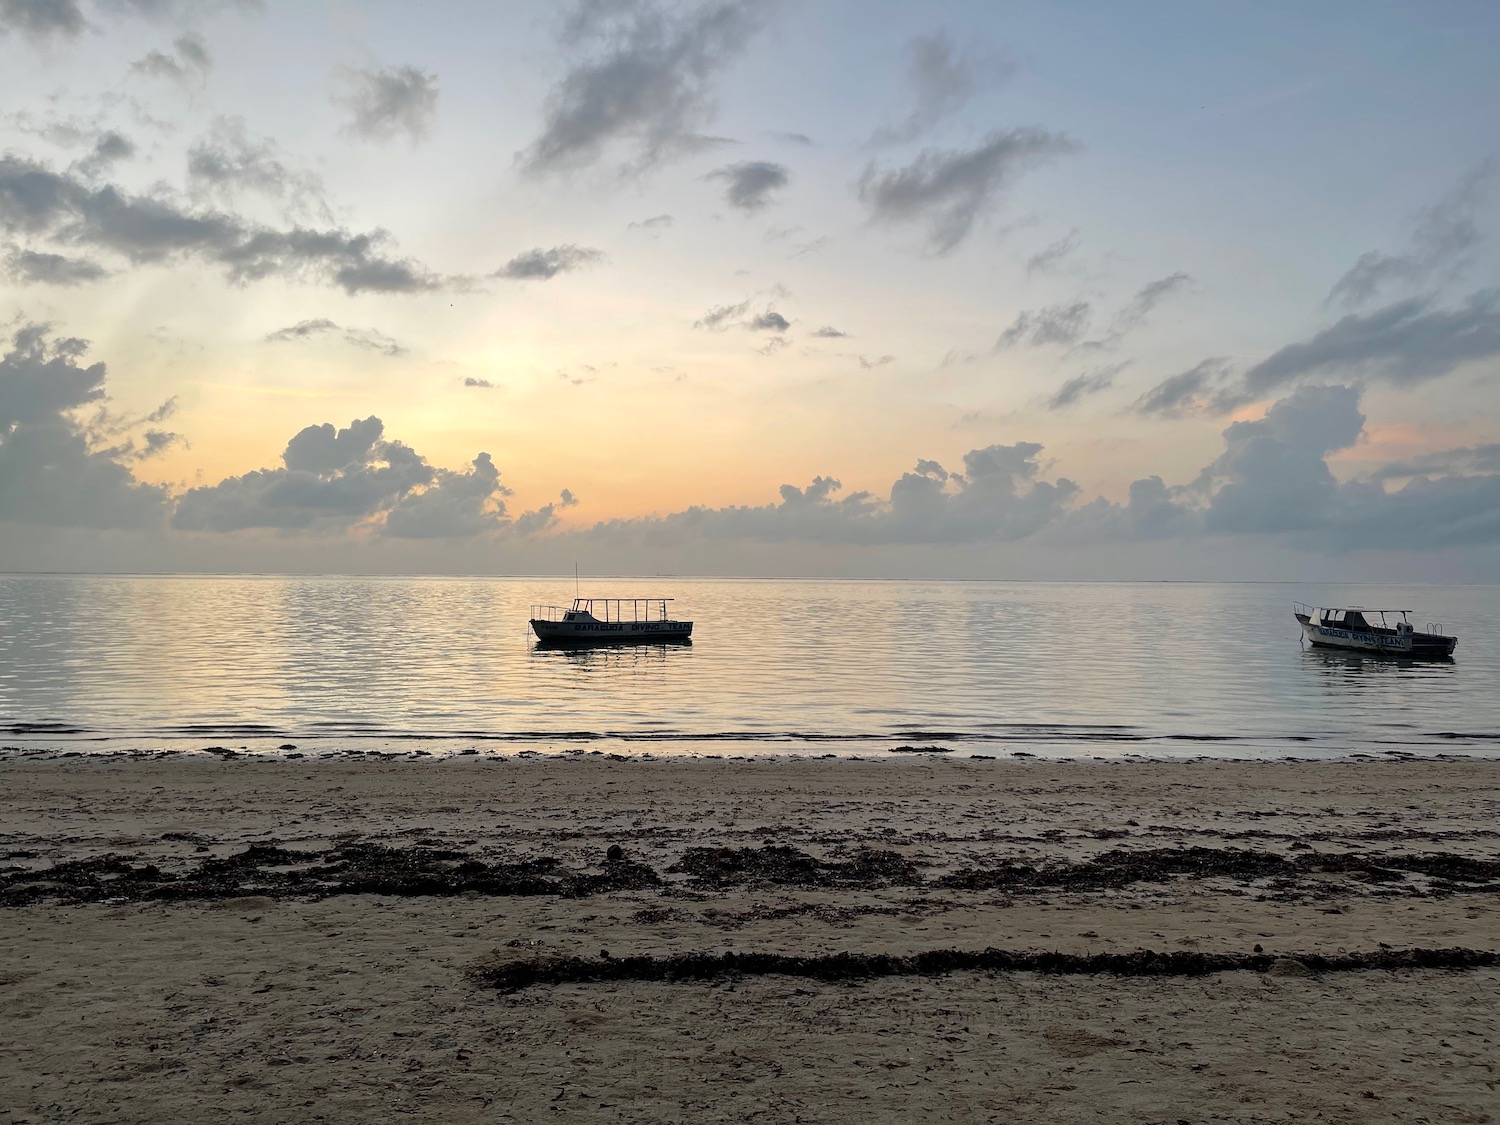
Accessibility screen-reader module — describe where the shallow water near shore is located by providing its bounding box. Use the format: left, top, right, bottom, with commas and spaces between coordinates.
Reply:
1, 574, 1497, 759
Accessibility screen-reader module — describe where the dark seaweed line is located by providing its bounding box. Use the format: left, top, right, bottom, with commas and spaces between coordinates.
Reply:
467, 946, 1500, 992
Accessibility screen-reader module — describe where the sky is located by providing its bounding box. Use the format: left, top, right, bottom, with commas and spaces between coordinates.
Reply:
2, 0, 1499, 579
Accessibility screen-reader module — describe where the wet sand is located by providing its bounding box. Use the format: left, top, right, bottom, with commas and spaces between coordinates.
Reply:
3, 754, 1498, 1123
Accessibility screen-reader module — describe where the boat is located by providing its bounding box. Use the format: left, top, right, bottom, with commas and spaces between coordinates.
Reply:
1293, 602, 1456, 659
529, 597, 693, 644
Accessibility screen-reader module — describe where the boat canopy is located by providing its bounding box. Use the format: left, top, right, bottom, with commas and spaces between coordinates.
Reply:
530, 598, 678, 624
1293, 603, 1411, 629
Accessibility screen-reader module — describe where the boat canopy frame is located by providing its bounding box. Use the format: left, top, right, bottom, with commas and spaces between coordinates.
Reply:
530, 597, 679, 624
1294, 602, 1412, 628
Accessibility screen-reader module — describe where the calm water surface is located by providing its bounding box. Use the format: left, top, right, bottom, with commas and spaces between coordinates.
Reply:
1, 575, 1497, 759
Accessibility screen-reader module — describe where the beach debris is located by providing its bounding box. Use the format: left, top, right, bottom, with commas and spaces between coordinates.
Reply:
5, 840, 1496, 908
464, 945, 1500, 993
887, 745, 953, 754
1266, 957, 1314, 978
606, 844, 624, 862
667, 844, 920, 889
1042, 1026, 1126, 1058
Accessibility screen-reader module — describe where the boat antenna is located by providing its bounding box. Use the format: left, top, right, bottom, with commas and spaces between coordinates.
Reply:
574, 561, 579, 600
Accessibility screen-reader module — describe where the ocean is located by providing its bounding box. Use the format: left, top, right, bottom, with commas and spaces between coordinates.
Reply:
1, 574, 1496, 760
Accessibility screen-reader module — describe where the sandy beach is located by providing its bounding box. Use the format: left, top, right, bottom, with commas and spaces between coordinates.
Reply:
2, 753, 1498, 1123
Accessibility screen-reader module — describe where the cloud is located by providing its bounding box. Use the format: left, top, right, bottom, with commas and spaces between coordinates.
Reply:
871, 31, 1017, 146
463, 377, 495, 389
1108, 271, 1192, 337
628, 213, 673, 230
493, 244, 606, 280
694, 297, 789, 333
748, 309, 790, 331
1132, 358, 1234, 417
1328, 161, 1496, 308
1366, 443, 1500, 483
2, 0, 257, 44
770, 131, 812, 146
585, 443, 1080, 546
334, 64, 439, 145
995, 301, 1090, 348
264, 318, 408, 357
810, 325, 846, 338
0, 0, 87, 42
708, 160, 788, 211
1241, 289, 1500, 396
171, 415, 565, 540
1025, 229, 1078, 275
130, 31, 211, 85
72, 130, 136, 179
343, 328, 406, 357
5, 247, 109, 285
519, 0, 767, 175
187, 117, 329, 219
858, 128, 1077, 253
1195, 384, 1365, 536
0, 323, 168, 529
1045, 362, 1126, 410
381, 453, 511, 538
857, 354, 894, 369
0, 154, 451, 294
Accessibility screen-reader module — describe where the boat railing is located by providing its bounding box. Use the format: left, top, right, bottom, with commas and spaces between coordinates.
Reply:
530, 598, 678, 624
1292, 601, 1316, 618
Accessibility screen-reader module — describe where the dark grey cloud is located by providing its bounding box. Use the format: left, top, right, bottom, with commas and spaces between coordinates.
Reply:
1367, 443, 1500, 483
1108, 271, 1192, 337
173, 417, 433, 532
693, 298, 748, 330
708, 160, 788, 211
0, 0, 87, 41
334, 64, 439, 145
463, 377, 495, 389
512, 488, 579, 536
1025, 229, 1078, 275
1242, 289, 1500, 396
995, 300, 1090, 348
584, 442, 1079, 546
130, 31, 211, 84
73, 130, 136, 179
695, 297, 789, 333
810, 325, 846, 338
1070, 382, 1500, 549
858, 128, 1077, 253
1132, 358, 1234, 418
493, 244, 606, 280
381, 453, 511, 538
2, 0, 256, 44
0, 154, 451, 294
1328, 161, 1495, 309
749, 309, 790, 331
172, 415, 559, 540
5, 247, 110, 285
1045, 362, 1126, 410
872, 31, 1017, 146
771, 131, 813, 146
520, 0, 767, 175
187, 117, 329, 219
0, 324, 168, 529
264, 319, 408, 357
